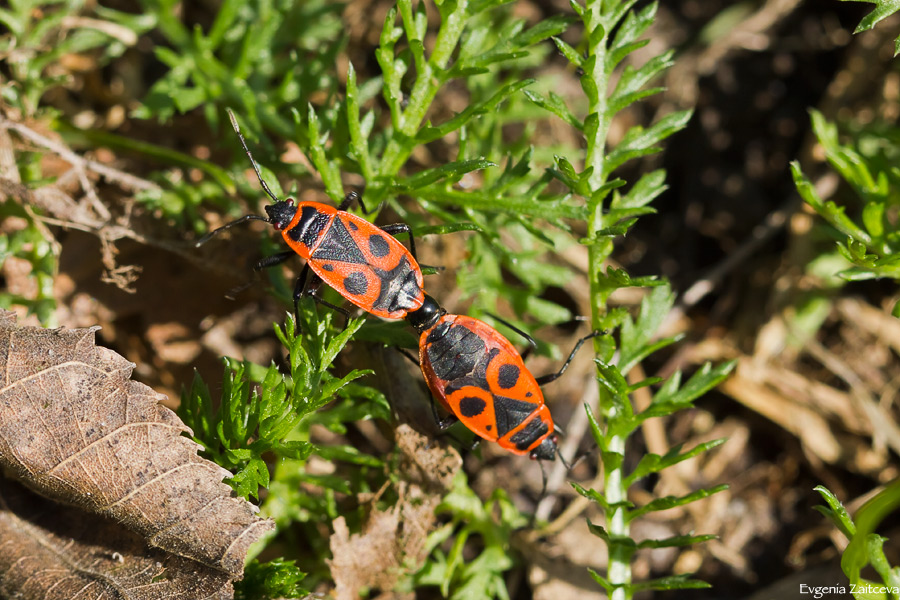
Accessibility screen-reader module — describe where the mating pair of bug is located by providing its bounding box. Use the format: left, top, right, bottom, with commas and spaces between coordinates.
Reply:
198, 110, 600, 463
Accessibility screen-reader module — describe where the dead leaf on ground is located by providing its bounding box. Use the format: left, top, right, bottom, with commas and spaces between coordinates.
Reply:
0, 310, 274, 597
329, 424, 461, 600
0, 479, 234, 599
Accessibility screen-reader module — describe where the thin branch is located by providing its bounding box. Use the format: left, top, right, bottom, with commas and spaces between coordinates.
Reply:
0, 117, 160, 193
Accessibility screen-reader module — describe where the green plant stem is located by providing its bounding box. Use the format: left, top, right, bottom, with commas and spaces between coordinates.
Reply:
584, 6, 610, 191
582, 1, 631, 597
582, 0, 614, 329
605, 434, 631, 599
379, 0, 469, 180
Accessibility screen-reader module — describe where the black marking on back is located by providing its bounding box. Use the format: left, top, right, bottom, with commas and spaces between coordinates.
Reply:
509, 417, 549, 451
371, 256, 423, 314
473, 348, 500, 384
348, 220, 359, 230
444, 376, 480, 397
459, 396, 486, 417
287, 206, 331, 249
426, 322, 452, 345
343, 272, 368, 296
311, 216, 367, 264
321, 264, 334, 272
369, 234, 390, 257
497, 363, 520, 389
426, 322, 486, 381
492, 395, 539, 437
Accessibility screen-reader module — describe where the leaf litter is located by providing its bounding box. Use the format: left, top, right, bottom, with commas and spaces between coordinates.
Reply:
329, 424, 461, 600
0, 479, 234, 600
0, 310, 273, 598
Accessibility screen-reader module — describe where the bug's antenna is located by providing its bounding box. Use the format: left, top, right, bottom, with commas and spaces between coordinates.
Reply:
194, 213, 270, 247
226, 109, 279, 204
528, 460, 550, 528
538, 460, 549, 498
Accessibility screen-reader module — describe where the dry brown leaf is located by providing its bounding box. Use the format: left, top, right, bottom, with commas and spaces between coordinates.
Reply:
331, 512, 404, 600
0, 310, 274, 594
329, 424, 460, 600
0, 479, 234, 599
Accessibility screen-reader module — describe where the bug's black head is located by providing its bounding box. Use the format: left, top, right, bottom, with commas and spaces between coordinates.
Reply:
530, 435, 558, 462
265, 199, 297, 230
407, 295, 445, 333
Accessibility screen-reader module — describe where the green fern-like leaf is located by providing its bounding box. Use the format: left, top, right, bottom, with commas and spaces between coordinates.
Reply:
178, 312, 378, 500
840, 0, 900, 55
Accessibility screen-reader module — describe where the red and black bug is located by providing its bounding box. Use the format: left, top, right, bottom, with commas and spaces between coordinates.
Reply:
197, 110, 426, 322
406, 296, 600, 461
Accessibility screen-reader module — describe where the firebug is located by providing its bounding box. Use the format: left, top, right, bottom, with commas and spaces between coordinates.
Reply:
197, 110, 426, 322
406, 295, 601, 461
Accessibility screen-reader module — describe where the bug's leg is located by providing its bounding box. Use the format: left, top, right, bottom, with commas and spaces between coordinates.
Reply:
225, 280, 254, 300
255, 250, 296, 271
428, 425, 480, 456
535, 330, 603, 385
341, 192, 381, 216
426, 395, 458, 431
530, 461, 550, 528
338, 191, 359, 211
311, 293, 353, 330
293, 267, 352, 330
195, 214, 269, 247
379, 223, 418, 263
433, 405, 458, 431
381, 221, 443, 274
224, 250, 296, 299
397, 347, 419, 365
338, 205, 437, 271
289, 263, 313, 331
486, 313, 538, 360
393, 348, 460, 438
339, 190, 380, 215
560, 449, 590, 471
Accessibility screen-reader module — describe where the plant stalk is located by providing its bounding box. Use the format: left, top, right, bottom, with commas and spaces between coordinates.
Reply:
380, 0, 470, 178
583, 0, 632, 597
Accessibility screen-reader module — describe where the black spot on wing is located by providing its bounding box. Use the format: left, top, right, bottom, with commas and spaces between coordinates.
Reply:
311, 216, 367, 264
459, 396, 486, 418
369, 234, 391, 257
492, 395, 539, 437
321, 264, 334, 272
343, 272, 368, 296
497, 364, 520, 389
